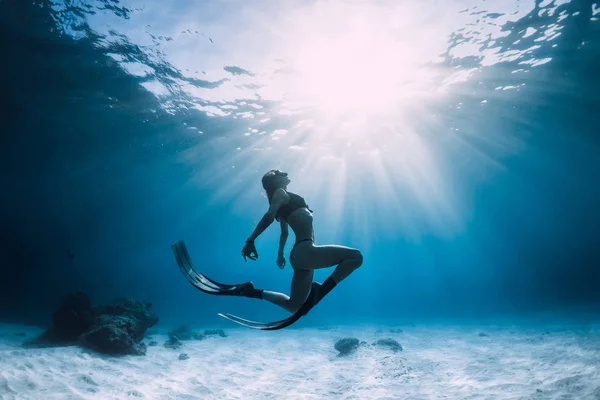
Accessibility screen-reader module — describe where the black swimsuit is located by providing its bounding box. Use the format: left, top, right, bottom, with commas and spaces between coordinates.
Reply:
276, 191, 312, 222
277, 191, 314, 261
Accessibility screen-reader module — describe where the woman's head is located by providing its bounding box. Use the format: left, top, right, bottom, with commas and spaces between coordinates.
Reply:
262, 169, 290, 203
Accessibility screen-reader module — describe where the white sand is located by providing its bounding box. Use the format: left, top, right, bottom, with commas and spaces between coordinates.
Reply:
1, 322, 599, 400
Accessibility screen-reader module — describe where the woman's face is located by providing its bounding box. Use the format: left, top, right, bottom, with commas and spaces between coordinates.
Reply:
273, 170, 290, 187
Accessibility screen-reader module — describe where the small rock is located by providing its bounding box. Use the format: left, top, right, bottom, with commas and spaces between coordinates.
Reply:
205, 329, 227, 338
537, 389, 542, 393
168, 325, 196, 341
178, 353, 189, 360
334, 338, 360, 355
478, 332, 489, 337
94, 298, 159, 341
79, 375, 98, 386
148, 341, 158, 347
373, 338, 402, 352
79, 320, 147, 356
164, 336, 182, 350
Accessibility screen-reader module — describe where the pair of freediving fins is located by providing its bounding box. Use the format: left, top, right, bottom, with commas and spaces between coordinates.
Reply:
171, 240, 319, 331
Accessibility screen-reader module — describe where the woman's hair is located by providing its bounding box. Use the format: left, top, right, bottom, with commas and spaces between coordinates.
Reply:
262, 170, 278, 205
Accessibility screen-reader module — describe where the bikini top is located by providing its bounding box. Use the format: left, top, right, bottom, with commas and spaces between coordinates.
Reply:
277, 191, 312, 221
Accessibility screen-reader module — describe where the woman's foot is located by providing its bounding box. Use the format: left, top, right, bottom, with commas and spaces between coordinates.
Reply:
229, 281, 264, 299
299, 278, 337, 315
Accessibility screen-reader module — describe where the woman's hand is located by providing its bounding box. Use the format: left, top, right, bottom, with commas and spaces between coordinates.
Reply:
241, 241, 258, 262
276, 253, 286, 269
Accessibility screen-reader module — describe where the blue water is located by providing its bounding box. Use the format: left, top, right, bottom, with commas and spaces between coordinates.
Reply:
1, 0, 599, 329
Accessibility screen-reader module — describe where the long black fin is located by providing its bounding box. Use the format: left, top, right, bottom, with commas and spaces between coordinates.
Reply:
172, 240, 246, 294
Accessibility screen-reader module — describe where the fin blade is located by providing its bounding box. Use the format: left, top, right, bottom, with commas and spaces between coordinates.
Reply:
218, 312, 301, 330
217, 312, 283, 328
176, 240, 238, 288
217, 309, 304, 331
172, 240, 247, 294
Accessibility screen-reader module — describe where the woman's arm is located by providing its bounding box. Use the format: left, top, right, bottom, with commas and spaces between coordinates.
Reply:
247, 189, 289, 242
278, 220, 289, 255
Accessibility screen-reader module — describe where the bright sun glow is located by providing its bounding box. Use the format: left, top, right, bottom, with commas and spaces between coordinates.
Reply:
268, 2, 447, 117
291, 31, 414, 113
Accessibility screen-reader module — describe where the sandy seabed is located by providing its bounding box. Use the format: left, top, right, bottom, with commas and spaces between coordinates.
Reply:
1, 321, 599, 400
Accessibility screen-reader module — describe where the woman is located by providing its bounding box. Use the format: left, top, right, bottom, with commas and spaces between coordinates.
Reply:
238, 169, 363, 314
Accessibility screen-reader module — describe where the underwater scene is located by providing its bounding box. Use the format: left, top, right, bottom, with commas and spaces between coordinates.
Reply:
1, 0, 600, 398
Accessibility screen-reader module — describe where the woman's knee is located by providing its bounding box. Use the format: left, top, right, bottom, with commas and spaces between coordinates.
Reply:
351, 249, 363, 267
287, 298, 304, 313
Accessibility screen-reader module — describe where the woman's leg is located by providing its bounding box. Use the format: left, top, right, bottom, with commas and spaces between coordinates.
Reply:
292, 244, 364, 315
261, 268, 313, 313
243, 245, 362, 314
294, 244, 363, 284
